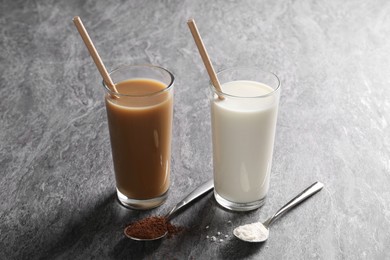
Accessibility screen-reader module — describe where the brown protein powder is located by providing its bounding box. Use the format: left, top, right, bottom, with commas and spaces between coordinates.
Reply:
125, 216, 183, 240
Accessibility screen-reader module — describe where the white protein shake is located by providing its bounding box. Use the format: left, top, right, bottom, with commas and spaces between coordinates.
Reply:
211, 80, 279, 207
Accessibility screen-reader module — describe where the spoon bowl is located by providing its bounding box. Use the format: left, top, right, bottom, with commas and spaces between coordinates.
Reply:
234, 181, 324, 242
124, 179, 214, 241
233, 221, 269, 242
124, 227, 167, 241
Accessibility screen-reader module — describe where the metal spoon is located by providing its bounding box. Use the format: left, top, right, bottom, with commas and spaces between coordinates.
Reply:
233, 181, 324, 242
124, 179, 214, 241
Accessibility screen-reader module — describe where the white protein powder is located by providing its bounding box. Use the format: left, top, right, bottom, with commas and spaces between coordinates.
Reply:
233, 222, 269, 242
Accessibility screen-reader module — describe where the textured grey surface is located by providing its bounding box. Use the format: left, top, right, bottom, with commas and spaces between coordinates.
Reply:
1, 0, 390, 259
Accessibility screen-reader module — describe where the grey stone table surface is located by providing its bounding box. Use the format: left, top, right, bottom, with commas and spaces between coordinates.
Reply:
1, 0, 389, 259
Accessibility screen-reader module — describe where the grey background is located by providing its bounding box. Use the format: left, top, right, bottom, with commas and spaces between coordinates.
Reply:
1, 0, 389, 259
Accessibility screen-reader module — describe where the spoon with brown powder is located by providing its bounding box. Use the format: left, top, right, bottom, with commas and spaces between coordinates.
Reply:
124, 179, 213, 241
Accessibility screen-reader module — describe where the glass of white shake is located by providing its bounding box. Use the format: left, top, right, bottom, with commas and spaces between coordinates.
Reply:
210, 67, 280, 211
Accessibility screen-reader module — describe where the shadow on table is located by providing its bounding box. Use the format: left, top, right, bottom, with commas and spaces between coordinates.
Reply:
210, 198, 267, 259
109, 191, 216, 258
211, 198, 268, 259
220, 237, 267, 259
39, 192, 118, 258
184, 195, 267, 259
37, 192, 152, 258
110, 237, 163, 259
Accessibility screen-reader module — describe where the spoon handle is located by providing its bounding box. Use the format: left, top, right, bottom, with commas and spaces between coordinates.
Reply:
264, 181, 324, 227
165, 179, 214, 220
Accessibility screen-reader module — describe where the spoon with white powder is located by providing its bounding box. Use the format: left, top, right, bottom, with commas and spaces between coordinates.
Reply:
233, 181, 324, 242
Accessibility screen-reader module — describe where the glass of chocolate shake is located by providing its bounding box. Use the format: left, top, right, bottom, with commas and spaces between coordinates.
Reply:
103, 65, 174, 209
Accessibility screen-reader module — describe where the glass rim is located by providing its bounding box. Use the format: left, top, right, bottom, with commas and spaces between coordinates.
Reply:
210, 67, 281, 99
102, 64, 174, 97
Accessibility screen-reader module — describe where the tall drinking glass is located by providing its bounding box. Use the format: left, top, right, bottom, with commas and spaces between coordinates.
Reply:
103, 65, 174, 210
210, 67, 280, 211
